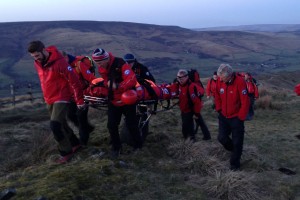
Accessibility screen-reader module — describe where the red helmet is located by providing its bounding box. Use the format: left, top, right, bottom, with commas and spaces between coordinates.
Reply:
121, 90, 138, 105
294, 84, 300, 96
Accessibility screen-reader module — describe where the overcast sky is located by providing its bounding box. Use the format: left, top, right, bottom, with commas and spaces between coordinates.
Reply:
1, 0, 299, 28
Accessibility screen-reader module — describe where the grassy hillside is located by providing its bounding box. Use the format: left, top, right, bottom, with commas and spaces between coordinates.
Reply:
1, 21, 300, 97
0, 77, 299, 199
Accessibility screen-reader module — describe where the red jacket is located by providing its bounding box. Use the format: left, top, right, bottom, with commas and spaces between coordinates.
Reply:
206, 78, 217, 97
70, 56, 96, 89
215, 73, 250, 121
295, 83, 300, 96
34, 46, 84, 105
178, 80, 203, 114
246, 80, 259, 99
98, 53, 137, 106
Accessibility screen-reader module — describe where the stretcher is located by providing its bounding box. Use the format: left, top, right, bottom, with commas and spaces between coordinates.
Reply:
83, 95, 179, 114
84, 79, 179, 110
83, 79, 179, 129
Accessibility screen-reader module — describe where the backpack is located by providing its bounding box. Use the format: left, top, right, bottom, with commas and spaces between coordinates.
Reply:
252, 77, 259, 86
75, 56, 96, 75
237, 72, 259, 86
187, 69, 205, 99
184, 69, 205, 110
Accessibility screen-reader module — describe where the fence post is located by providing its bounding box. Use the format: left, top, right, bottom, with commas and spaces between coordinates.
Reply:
28, 83, 33, 103
10, 84, 15, 107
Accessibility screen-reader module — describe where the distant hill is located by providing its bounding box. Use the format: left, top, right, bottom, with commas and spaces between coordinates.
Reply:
195, 24, 300, 32
0, 21, 300, 97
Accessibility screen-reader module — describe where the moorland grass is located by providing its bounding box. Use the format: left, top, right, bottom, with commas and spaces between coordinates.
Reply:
0, 85, 299, 199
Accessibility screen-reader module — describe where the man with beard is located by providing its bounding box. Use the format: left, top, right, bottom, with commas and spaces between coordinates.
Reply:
27, 41, 85, 164
92, 48, 143, 158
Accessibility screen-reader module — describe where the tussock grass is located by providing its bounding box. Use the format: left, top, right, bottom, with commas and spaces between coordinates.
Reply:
182, 156, 226, 176
202, 170, 260, 200
255, 95, 285, 110
0, 127, 55, 175
167, 139, 195, 159
255, 86, 291, 110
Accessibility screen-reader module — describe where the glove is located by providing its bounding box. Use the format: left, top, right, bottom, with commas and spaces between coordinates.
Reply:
107, 81, 118, 89
193, 113, 200, 120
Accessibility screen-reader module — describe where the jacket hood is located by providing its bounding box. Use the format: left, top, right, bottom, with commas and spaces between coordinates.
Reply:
45, 46, 64, 66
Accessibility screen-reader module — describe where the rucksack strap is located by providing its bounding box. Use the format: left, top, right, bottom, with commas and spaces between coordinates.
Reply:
108, 58, 120, 101
74, 61, 82, 74
186, 83, 194, 110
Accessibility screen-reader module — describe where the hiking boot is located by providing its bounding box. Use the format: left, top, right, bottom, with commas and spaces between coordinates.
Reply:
132, 146, 143, 154
55, 152, 74, 164
110, 150, 120, 159
202, 136, 211, 140
191, 137, 197, 143
87, 125, 95, 133
230, 165, 240, 171
110, 146, 122, 159
72, 144, 82, 153
0, 188, 16, 200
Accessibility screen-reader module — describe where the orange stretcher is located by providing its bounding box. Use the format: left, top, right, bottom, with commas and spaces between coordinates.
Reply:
83, 78, 179, 111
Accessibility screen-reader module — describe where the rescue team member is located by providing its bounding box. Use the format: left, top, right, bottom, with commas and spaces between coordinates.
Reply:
92, 48, 143, 158
27, 41, 85, 164
295, 83, 300, 95
123, 53, 156, 143
176, 69, 211, 142
206, 71, 218, 109
215, 63, 250, 171
123, 53, 156, 83
62, 51, 96, 146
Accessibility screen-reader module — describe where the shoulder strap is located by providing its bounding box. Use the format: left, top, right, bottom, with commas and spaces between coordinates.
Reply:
74, 61, 81, 74
186, 83, 194, 109
108, 58, 124, 101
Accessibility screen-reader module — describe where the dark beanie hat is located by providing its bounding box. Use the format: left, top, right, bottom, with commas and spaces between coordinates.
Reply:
67, 54, 76, 64
123, 53, 136, 63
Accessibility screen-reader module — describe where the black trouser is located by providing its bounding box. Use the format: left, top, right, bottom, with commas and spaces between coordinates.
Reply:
67, 101, 93, 145
218, 113, 244, 168
137, 105, 149, 140
107, 103, 143, 151
181, 112, 195, 140
195, 114, 211, 139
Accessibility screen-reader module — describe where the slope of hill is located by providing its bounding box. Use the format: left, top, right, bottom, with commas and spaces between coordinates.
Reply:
0, 78, 299, 199
195, 24, 300, 32
0, 21, 300, 97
